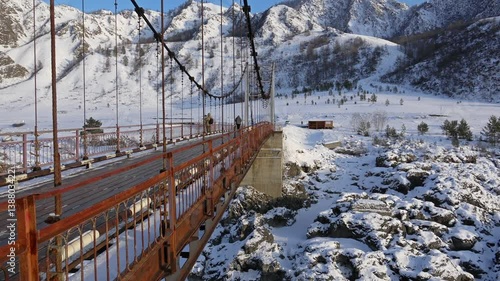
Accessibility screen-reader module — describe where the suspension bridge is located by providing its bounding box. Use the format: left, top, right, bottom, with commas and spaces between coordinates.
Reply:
0, 0, 279, 280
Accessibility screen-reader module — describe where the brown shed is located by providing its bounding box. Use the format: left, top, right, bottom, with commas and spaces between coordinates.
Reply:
308, 120, 334, 129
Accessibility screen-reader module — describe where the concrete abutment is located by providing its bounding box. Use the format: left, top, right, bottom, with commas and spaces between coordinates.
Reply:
241, 131, 283, 198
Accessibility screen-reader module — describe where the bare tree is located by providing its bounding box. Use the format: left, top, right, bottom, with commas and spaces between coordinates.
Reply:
351, 113, 372, 136
372, 111, 388, 132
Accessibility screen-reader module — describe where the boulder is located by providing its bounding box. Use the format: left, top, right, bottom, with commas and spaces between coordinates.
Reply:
450, 230, 477, 251
264, 207, 297, 227
243, 226, 274, 254
406, 168, 431, 188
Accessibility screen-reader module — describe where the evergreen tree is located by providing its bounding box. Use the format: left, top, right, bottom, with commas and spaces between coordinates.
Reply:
441, 119, 458, 139
104, 57, 111, 72
343, 80, 353, 91
83, 117, 103, 134
358, 121, 370, 136
481, 115, 500, 145
400, 124, 407, 137
385, 125, 398, 138
457, 119, 472, 141
417, 121, 429, 135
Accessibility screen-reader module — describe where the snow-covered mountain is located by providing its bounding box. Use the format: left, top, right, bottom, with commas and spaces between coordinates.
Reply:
278, 0, 409, 38
277, 0, 500, 38
382, 16, 500, 101
0, 0, 499, 129
400, 0, 500, 35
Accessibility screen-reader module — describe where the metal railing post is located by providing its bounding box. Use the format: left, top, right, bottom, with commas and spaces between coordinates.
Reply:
82, 128, 89, 160
140, 124, 144, 147
17, 195, 39, 280
167, 152, 176, 229
75, 129, 80, 161
206, 139, 214, 215
167, 151, 178, 272
22, 133, 28, 173
116, 125, 121, 154
33, 126, 41, 171
156, 123, 160, 145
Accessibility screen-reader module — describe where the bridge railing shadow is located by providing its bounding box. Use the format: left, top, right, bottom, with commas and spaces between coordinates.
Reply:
0, 122, 273, 281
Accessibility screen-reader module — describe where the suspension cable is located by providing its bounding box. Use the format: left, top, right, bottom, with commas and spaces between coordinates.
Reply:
169, 55, 174, 141
33, 0, 40, 170
232, 0, 236, 127
131, 0, 240, 101
220, 0, 224, 133
181, 66, 184, 137
138, 14, 143, 146
240, 0, 244, 124
201, 0, 206, 139
242, 0, 268, 99
190, 80, 193, 137
215, 95, 224, 132
128, 0, 254, 137
198, 86, 201, 137
114, 0, 120, 153
82, 0, 88, 159
156, 41, 160, 143
161, 0, 167, 171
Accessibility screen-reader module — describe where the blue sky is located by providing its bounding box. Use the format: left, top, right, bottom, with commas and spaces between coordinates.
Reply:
46, 0, 426, 13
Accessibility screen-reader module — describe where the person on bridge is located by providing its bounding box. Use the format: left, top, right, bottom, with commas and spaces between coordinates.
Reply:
235, 115, 242, 130
204, 113, 213, 134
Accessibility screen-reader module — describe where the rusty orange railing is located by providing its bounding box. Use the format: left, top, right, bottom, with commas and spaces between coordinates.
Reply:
0, 122, 273, 281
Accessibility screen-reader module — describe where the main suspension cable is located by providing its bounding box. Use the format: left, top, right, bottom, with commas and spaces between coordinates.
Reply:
220, 0, 224, 133
114, 0, 120, 153
156, 41, 160, 143
82, 0, 89, 159
138, 15, 143, 146
242, 0, 268, 99
130, 0, 243, 101
232, 0, 236, 127
33, 0, 40, 170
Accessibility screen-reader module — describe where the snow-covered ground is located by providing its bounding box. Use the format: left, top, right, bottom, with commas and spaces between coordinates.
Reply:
190, 86, 500, 281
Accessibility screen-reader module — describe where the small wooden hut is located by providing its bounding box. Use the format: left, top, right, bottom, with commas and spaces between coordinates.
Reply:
308, 120, 334, 129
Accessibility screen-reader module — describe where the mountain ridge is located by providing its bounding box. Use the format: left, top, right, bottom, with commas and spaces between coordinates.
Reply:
0, 0, 498, 118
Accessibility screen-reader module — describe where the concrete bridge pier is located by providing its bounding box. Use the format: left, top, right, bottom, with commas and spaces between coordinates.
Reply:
241, 131, 283, 198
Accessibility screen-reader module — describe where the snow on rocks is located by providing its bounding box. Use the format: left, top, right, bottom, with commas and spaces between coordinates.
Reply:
190, 125, 500, 280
